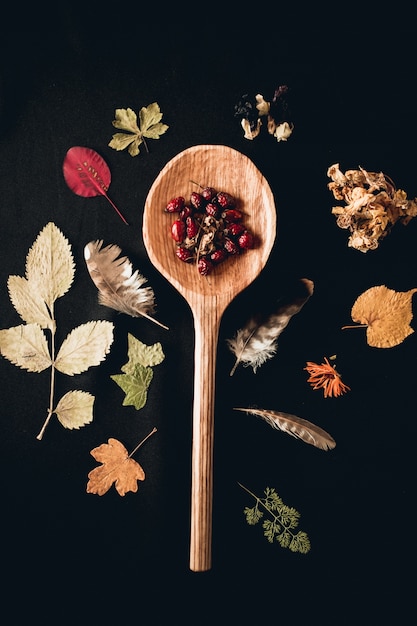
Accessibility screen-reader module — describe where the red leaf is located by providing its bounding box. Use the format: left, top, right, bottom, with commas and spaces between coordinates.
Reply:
63, 146, 128, 224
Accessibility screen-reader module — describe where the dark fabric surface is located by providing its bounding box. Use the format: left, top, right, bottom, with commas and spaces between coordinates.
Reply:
1, 6, 415, 624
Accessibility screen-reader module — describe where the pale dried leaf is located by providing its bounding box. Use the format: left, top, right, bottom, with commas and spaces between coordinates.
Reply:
54, 390, 94, 429
25, 222, 75, 309
0, 324, 51, 372
7, 275, 55, 331
87, 438, 145, 496
54, 320, 114, 375
350, 285, 417, 347
121, 333, 165, 373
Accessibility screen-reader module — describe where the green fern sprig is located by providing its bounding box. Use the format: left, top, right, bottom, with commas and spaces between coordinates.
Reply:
238, 483, 311, 554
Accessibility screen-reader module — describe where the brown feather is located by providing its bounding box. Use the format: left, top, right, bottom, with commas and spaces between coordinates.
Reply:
234, 407, 336, 451
84, 240, 168, 329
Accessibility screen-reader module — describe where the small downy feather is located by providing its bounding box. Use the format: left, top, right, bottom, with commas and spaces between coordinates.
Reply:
84, 240, 168, 329
227, 278, 314, 375
234, 407, 336, 451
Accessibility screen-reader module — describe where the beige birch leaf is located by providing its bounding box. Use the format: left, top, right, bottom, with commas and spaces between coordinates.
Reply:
0, 323, 52, 372
54, 390, 94, 429
347, 285, 417, 347
54, 320, 114, 375
7, 275, 55, 331
25, 222, 75, 310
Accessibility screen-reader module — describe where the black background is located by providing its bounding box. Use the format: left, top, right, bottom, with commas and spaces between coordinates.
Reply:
1, 5, 416, 624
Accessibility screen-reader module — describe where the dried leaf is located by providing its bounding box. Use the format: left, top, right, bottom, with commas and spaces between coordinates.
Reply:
84, 240, 168, 329
25, 222, 75, 310
239, 484, 311, 553
227, 278, 314, 375
234, 407, 336, 450
87, 438, 145, 496
54, 390, 94, 429
111, 335, 164, 410
86, 428, 157, 496
0, 323, 51, 372
54, 320, 114, 375
108, 103, 168, 157
7, 275, 55, 331
343, 285, 417, 348
63, 147, 129, 224
121, 333, 165, 372
111, 364, 154, 410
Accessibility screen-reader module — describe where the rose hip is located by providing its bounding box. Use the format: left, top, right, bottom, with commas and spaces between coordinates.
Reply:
171, 219, 186, 243
165, 196, 185, 213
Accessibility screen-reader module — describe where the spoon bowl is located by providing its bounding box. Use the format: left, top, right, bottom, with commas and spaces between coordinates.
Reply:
143, 145, 276, 571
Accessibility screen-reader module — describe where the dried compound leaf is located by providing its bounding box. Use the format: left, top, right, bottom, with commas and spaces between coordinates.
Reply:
54, 320, 114, 375
54, 390, 94, 430
346, 285, 417, 347
7, 275, 55, 331
25, 222, 75, 309
87, 438, 145, 496
0, 323, 52, 372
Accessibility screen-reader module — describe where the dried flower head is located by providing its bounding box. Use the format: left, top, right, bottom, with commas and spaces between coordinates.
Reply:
327, 163, 417, 252
304, 357, 350, 398
234, 86, 293, 141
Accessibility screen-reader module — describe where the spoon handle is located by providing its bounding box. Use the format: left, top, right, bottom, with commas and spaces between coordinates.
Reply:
189, 298, 222, 572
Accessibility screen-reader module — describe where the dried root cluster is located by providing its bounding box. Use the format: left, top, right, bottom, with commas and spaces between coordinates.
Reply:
327, 163, 417, 252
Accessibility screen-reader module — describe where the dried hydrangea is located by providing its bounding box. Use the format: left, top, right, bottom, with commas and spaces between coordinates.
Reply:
234, 86, 294, 141
327, 163, 417, 252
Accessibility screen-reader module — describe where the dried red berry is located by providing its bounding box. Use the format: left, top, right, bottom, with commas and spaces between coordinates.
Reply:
225, 222, 245, 237
180, 205, 193, 219
190, 192, 204, 209
205, 202, 220, 218
222, 209, 243, 222
197, 256, 213, 275
186, 216, 199, 239
176, 246, 194, 262
223, 237, 240, 255
210, 248, 228, 264
171, 219, 186, 243
165, 196, 185, 213
238, 230, 255, 249
202, 187, 217, 201
217, 191, 236, 209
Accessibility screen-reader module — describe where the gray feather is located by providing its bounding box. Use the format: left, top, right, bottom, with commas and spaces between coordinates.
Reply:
227, 278, 314, 375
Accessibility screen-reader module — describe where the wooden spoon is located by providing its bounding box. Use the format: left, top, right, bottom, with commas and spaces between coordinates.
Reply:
143, 145, 276, 572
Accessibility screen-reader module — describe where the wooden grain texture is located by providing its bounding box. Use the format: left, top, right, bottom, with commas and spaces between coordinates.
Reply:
143, 145, 277, 571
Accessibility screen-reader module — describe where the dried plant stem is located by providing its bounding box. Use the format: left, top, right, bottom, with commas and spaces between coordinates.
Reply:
36, 310, 56, 441
341, 323, 368, 330
128, 427, 157, 458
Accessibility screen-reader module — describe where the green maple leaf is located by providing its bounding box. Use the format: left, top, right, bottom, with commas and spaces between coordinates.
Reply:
111, 363, 154, 410
108, 103, 169, 156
